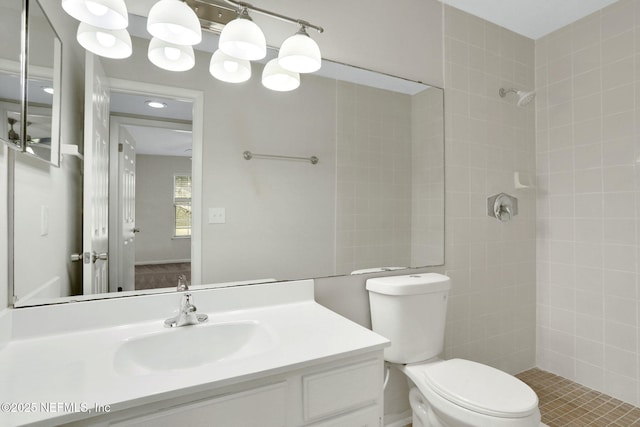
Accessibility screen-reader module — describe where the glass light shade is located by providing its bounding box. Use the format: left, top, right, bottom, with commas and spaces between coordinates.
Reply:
278, 31, 321, 73
219, 17, 266, 61
209, 50, 251, 83
262, 59, 300, 92
62, 0, 128, 30
148, 37, 195, 71
147, 0, 202, 46
77, 22, 132, 59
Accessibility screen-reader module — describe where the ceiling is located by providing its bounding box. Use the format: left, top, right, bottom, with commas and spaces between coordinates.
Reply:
110, 92, 193, 158
126, 0, 623, 41
110, 92, 193, 122
440, 0, 621, 40
124, 125, 193, 157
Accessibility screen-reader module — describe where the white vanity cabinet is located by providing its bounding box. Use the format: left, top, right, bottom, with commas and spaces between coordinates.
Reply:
4, 282, 390, 427
109, 382, 288, 427
71, 352, 384, 427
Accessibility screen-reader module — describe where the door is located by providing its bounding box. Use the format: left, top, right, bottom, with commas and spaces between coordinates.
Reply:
82, 52, 110, 295
118, 125, 136, 291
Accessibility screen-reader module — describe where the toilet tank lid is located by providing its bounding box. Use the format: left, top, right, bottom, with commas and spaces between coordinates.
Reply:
366, 273, 451, 296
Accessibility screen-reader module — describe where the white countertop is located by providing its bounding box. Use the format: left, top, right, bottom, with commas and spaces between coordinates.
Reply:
0, 280, 389, 426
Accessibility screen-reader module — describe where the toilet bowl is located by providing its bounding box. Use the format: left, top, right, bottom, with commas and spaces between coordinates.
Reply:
366, 273, 543, 427
402, 359, 540, 427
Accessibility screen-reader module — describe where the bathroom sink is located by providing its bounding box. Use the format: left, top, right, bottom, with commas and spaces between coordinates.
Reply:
114, 320, 276, 375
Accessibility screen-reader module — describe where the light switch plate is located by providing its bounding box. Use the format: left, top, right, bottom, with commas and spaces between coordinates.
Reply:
208, 207, 226, 224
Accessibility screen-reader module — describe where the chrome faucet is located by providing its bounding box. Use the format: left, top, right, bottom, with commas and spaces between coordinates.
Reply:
177, 274, 189, 291
164, 275, 208, 328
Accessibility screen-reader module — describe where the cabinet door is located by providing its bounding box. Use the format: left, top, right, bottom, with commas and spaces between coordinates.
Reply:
302, 358, 382, 422
111, 382, 286, 427
307, 405, 380, 427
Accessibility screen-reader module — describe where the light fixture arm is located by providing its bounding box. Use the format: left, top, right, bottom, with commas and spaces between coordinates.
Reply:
224, 0, 324, 33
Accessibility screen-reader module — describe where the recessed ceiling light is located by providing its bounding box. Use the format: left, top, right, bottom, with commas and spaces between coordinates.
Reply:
42, 87, 55, 95
145, 100, 167, 109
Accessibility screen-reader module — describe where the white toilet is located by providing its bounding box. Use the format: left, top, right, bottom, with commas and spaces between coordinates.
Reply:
366, 273, 543, 427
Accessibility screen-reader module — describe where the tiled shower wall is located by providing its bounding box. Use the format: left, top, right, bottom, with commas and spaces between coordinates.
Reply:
536, 0, 640, 406
441, 6, 537, 374
335, 84, 447, 276
335, 82, 413, 275
411, 88, 445, 267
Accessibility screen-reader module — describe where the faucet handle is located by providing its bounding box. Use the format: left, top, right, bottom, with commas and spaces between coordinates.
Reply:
177, 274, 189, 291
181, 293, 199, 315
165, 291, 208, 328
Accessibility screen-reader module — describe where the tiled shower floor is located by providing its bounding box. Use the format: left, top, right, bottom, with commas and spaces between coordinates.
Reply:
516, 368, 640, 426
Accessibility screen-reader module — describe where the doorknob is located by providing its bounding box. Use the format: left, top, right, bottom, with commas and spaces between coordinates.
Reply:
92, 252, 108, 263
70, 252, 108, 263
132, 227, 141, 233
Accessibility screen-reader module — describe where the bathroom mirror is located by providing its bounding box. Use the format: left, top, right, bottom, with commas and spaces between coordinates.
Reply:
0, 0, 25, 151
10, 6, 445, 307
23, 0, 63, 166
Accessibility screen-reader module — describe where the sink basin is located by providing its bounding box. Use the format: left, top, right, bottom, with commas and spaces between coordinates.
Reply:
114, 320, 276, 375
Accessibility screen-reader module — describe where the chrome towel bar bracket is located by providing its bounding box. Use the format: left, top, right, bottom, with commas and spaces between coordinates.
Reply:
243, 150, 319, 165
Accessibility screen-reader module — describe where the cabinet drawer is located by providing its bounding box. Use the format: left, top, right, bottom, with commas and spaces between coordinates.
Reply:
111, 382, 286, 427
302, 359, 381, 421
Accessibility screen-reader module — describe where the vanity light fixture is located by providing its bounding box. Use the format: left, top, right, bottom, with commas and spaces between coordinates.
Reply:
145, 100, 168, 109
77, 22, 133, 58
61, 0, 128, 30
148, 37, 196, 71
213, 0, 323, 91
261, 59, 300, 92
278, 24, 322, 73
209, 49, 251, 83
218, 8, 266, 61
147, 0, 202, 46
63, 0, 324, 91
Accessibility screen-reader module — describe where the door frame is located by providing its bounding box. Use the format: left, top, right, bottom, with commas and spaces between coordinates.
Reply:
107, 79, 204, 287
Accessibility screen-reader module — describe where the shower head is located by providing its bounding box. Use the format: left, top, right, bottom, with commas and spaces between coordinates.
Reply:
499, 88, 536, 107
516, 90, 535, 106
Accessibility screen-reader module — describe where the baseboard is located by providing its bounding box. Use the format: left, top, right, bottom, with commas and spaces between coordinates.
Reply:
135, 259, 190, 266
385, 409, 412, 427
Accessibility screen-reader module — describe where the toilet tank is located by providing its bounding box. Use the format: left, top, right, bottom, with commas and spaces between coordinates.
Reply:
366, 273, 451, 364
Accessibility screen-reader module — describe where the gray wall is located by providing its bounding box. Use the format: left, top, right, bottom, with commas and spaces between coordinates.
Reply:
10, 2, 85, 302
135, 154, 192, 264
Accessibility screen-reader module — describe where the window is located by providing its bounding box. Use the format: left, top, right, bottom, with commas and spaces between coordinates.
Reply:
174, 174, 192, 237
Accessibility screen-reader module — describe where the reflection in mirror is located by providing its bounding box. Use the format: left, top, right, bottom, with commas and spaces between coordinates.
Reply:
0, 0, 24, 150
11, 7, 444, 307
108, 96, 193, 293
24, 0, 62, 166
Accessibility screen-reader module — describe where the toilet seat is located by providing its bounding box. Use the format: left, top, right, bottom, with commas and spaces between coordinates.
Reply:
405, 359, 538, 419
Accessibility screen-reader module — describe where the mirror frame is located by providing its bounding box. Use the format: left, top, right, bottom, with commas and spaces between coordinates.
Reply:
0, 0, 63, 165
0, 0, 27, 152
23, 0, 63, 167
